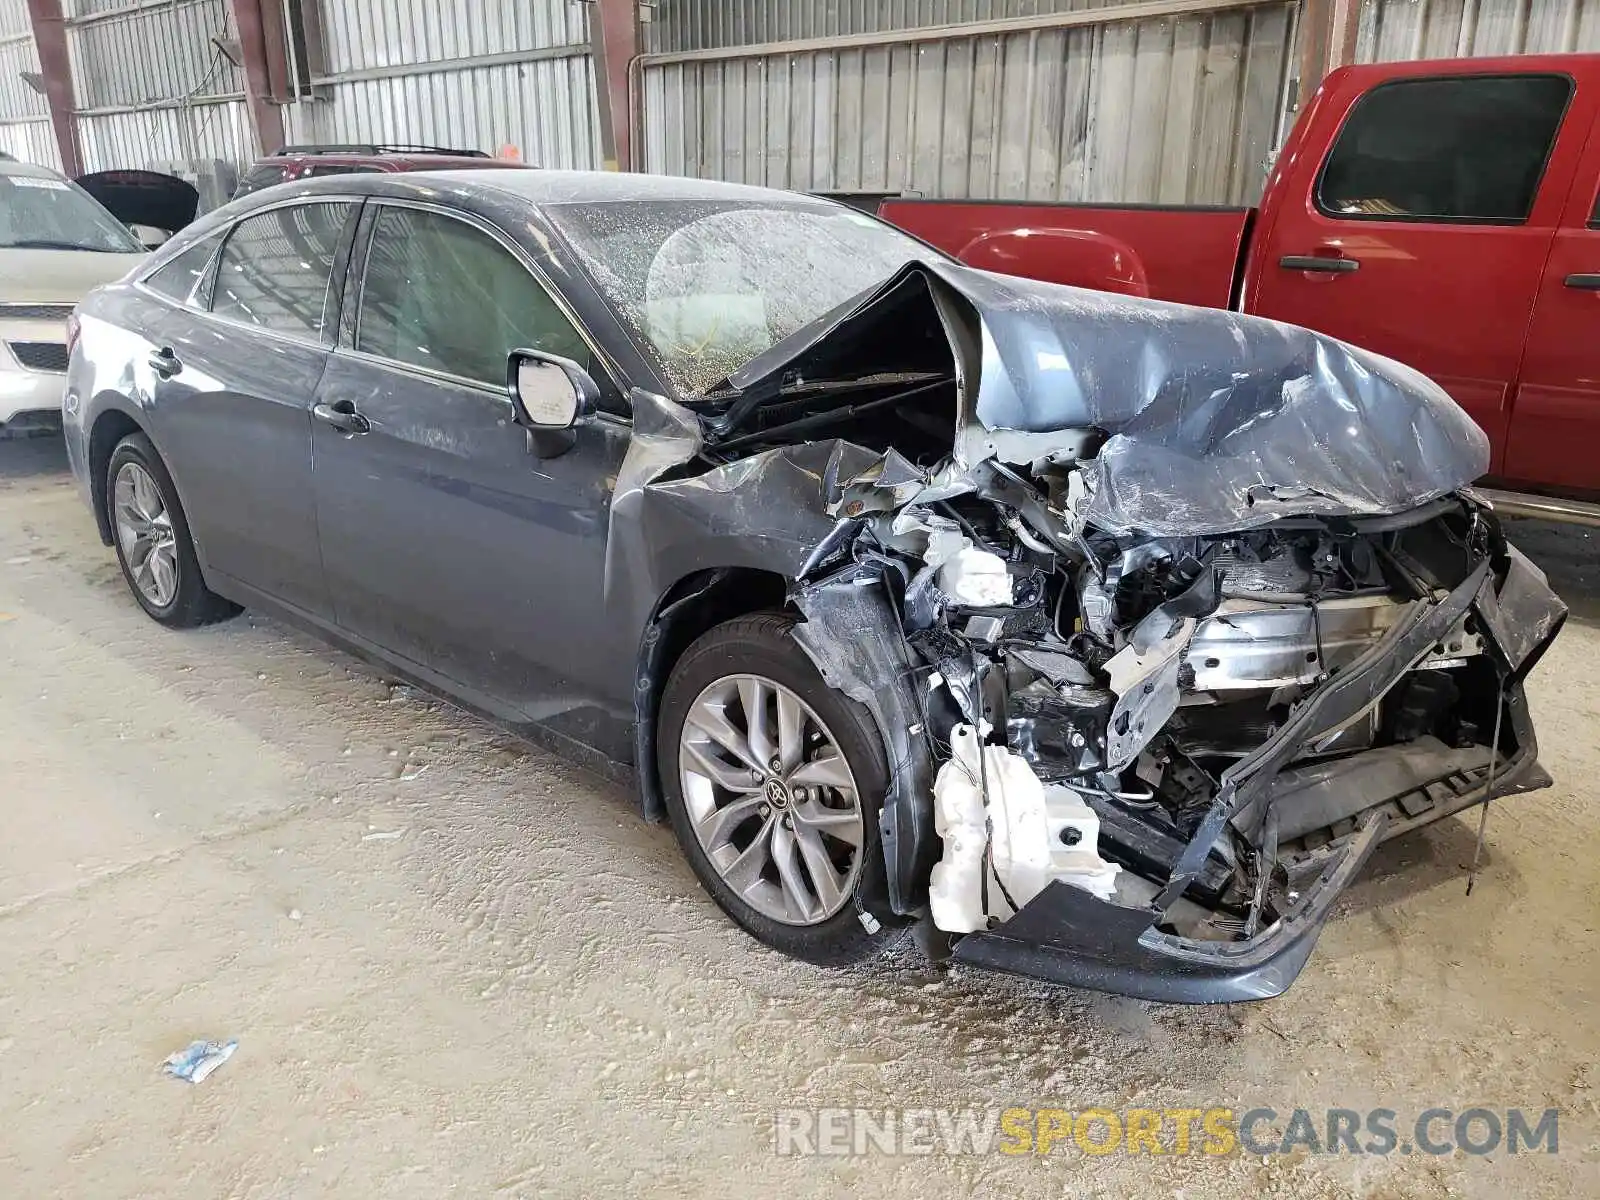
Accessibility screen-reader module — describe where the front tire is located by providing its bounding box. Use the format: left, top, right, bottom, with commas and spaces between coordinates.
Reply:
658, 612, 898, 966
107, 433, 239, 628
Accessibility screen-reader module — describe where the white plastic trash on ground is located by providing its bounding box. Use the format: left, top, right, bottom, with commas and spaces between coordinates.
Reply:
163, 1038, 237, 1084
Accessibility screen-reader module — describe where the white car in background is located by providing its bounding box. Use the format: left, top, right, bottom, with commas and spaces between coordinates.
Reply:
1, 158, 146, 434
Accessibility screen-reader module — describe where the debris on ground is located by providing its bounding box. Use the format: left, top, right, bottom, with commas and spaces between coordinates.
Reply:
162, 1039, 237, 1084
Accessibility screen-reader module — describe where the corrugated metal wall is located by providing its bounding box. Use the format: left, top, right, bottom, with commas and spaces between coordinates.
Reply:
282, 58, 600, 168
76, 100, 253, 170
1357, 0, 1600, 59
319, 0, 588, 70
638, 1, 1298, 204
283, 0, 602, 169
68, 0, 244, 107
64, 0, 251, 173
645, 0, 1179, 52
0, 0, 60, 168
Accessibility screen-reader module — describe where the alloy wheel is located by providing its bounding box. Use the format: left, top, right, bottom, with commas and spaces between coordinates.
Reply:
678, 673, 866, 926
113, 461, 179, 608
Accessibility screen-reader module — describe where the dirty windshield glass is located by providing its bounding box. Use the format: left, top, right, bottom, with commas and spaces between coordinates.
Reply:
0, 171, 143, 253
546, 199, 929, 397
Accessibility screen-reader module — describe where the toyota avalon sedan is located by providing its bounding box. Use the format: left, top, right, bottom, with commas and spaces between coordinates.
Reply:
63, 170, 1565, 1002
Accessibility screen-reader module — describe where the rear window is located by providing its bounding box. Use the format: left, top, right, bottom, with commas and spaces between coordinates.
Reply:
1317, 74, 1572, 223
233, 165, 288, 199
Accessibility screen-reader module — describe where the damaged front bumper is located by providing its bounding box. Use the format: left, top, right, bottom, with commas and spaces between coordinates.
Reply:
950, 548, 1563, 1004
953, 814, 1390, 1004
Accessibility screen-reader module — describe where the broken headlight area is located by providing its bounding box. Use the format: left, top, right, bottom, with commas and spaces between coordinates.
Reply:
795, 464, 1563, 1002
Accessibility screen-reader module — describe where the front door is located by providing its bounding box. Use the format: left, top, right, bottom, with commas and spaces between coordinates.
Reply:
145, 199, 357, 617
310, 201, 633, 750
1247, 71, 1581, 472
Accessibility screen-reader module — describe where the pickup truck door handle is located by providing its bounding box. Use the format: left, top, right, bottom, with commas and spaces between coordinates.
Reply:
312, 400, 370, 435
1279, 254, 1361, 274
148, 347, 182, 377
1563, 273, 1600, 290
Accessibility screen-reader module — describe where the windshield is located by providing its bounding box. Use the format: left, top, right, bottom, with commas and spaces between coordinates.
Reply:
0, 172, 143, 253
546, 199, 932, 397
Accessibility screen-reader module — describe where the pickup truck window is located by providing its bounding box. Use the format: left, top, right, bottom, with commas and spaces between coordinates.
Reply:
1317, 74, 1571, 224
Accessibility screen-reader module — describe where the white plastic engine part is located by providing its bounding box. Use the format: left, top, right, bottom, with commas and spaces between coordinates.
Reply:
929, 725, 1121, 934
917, 524, 1015, 608
936, 544, 1014, 607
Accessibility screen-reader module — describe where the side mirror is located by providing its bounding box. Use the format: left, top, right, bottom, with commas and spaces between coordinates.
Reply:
507, 348, 600, 431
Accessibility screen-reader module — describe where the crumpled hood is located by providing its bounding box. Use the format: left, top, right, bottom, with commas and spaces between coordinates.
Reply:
727, 260, 1490, 537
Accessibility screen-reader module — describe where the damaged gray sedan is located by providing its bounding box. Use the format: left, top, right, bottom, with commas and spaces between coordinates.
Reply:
65, 171, 1565, 1002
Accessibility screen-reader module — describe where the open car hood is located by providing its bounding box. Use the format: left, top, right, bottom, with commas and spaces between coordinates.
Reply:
720, 261, 1490, 536
74, 170, 199, 235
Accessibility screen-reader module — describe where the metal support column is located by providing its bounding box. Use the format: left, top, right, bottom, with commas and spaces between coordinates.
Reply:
228, 0, 286, 156
23, 0, 79, 177
591, 0, 638, 171
1299, 0, 1363, 97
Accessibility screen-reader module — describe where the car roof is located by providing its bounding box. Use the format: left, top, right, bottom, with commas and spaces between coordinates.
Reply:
291, 167, 834, 207
267, 151, 522, 169
174, 168, 850, 272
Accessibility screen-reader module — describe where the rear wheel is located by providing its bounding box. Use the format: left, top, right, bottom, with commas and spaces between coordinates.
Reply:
658, 612, 897, 965
107, 433, 239, 628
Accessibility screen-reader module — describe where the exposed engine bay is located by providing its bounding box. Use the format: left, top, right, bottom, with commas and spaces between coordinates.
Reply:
808, 469, 1516, 941
619, 258, 1567, 1002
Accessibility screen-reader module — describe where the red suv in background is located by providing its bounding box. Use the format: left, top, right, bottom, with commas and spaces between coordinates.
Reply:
233, 144, 533, 198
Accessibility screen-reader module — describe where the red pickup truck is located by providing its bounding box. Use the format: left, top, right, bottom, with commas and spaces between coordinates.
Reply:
882, 53, 1600, 524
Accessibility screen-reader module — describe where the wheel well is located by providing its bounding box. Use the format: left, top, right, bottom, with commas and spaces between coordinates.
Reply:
87, 409, 144, 545
632, 567, 789, 821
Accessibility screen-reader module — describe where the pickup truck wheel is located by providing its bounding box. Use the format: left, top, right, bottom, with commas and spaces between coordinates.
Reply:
107, 433, 240, 628
658, 612, 898, 966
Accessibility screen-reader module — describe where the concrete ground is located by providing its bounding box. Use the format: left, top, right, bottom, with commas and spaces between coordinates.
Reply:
1, 433, 1596, 1199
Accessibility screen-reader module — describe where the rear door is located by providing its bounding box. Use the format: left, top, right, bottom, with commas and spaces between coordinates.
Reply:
1246, 69, 1586, 471
310, 200, 633, 741
147, 198, 358, 617
1505, 116, 1600, 493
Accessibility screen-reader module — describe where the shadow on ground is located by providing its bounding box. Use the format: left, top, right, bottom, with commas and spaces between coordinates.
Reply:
0, 433, 69, 481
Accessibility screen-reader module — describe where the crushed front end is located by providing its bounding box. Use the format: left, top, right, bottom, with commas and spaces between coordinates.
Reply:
786, 458, 1564, 1001
641, 259, 1565, 1002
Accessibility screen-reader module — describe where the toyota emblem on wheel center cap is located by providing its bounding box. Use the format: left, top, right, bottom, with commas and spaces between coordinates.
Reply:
764, 778, 790, 808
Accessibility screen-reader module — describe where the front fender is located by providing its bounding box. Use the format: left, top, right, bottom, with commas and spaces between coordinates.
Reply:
601, 389, 887, 653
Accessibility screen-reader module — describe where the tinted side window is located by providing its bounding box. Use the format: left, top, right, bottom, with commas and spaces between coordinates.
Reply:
211, 202, 354, 339
1317, 75, 1571, 223
356, 205, 588, 385
145, 234, 221, 304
